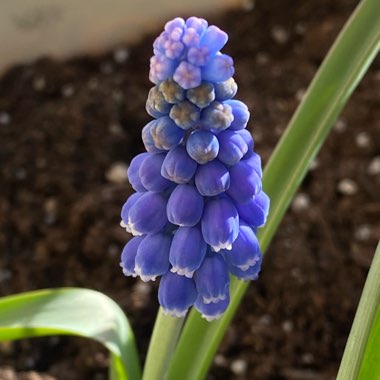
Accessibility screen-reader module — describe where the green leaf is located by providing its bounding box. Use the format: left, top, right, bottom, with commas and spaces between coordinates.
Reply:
337, 242, 380, 380
166, 0, 380, 379
0, 288, 141, 380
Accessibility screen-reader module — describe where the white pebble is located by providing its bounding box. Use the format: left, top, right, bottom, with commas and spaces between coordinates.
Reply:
134, 281, 151, 295
0, 112, 11, 125
282, 320, 294, 333
292, 193, 310, 212
302, 353, 314, 364
334, 119, 346, 133
100, 62, 114, 74
106, 162, 129, 184
0, 269, 12, 282
354, 225, 372, 241
309, 158, 319, 171
230, 359, 247, 375
356, 132, 370, 148
256, 52, 270, 65
271, 26, 289, 44
368, 156, 380, 175
214, 354, 227, 366
295, 88, 306, 102
295, 23, 306, 35
241, 0, 255, 11
113, 47, 130, 63
33, 76, 46, 91
62, 84, 75, 98
337, 178, 358, 195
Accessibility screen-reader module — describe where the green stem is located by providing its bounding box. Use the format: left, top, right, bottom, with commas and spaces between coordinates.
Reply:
142, 308, 185, 380
166, 0, 380, 379
337, 241, 380, 380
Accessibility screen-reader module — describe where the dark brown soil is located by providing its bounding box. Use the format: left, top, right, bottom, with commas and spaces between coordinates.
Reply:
0, 0, 379, 379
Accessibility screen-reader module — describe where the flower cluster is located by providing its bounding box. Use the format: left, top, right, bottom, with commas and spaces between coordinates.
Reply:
120, 17, 269, 321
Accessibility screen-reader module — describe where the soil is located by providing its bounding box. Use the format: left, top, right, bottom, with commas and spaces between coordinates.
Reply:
0, 0, 379, 379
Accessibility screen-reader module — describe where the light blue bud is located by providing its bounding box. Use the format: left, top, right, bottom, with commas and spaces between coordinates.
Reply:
217, 130, 248, 166
234, 191, 270, 227
169, 100, 200, 130
195, 159, 230, 196
200, 25, 228, 54
185, 17, 208, 35
142, 121, 164, 154
173, 61, 202, 90
225, 100, 250, 130
237, 129, 254, 157
214, 78, 238, 101
194, 293, 230, 321
146, 86, 172, 118
127, 153, 149, 191
201, 53, 234, 83
159, 79, 186, 104
149, 55, 176, 84
150, 116, 184, 150
201, 101, 233, 131
139, 153, 171, 192
186, 82, 215, 109
186, 129, 219, 164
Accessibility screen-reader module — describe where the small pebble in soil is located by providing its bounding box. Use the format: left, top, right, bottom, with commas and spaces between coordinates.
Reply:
214, 354, 227, 367
113, 47, 130, 64
33, 76, 46, 91
354, 224, 372, 242
258, 314, 272, 326
230, 359, 248, 375
105, 162, 129, 184
301, 353, 315, 364
109, 123, 125, 136
100, 61, 114, 74
0, 111, 11, 125
355, 132, 370, 148
282, 320, 294, 333
107, 244, 120, 257
368, 156, 380, 175
292, 193, 310, 212
88, 77, 99, 90
295, 88, 306, 102
271, 25, 289, 44
0, 269, 12, 283
15, 167, 27, 180
241, 0, 255, 11
295, 22, 306, 35
334, 118, 346, 133
337, 178, 358, 195
309, 158, 319, 171
256, 52, 270, 65
61, 84, 75, 98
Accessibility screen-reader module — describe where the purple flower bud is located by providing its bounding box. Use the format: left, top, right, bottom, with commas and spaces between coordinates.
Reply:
128, 191, 168, 235
246, 151, 263, 177
120, 192, 145, 227
217, 130, 248, 166
127, 153, 149, 192
194, 254, 229, 304
149, 55, 176, 84
120, 236, 145, 277
142, 121, 164, 154
139, 153, 171, 192
158, 272, 197, 317
164, 40, 185, 60
146, 86, 172, 118
182, 27, 201, 47
186, 129, 219, 164
201, 197, 239, 251
134, 232, 172, 281
194, 293, 230, 321
169, 226, 207, 277
161, 145, 198, 184
200, 25, 228, 54
186, 82, 215, 109
227, 254, 262, 281
167, 184, 204, 226
227, 159, 262, 203
164, 17, 185, 35
187, 46, 211, 67
214, 78, 238, 101
234, 191, 270, 227
195, 159, 230, 196
169, 100, 200, 130
159, 79, 186, 104
173, 61, 202, 90
201, 101, 234, 131
225, 100, 250, 130
201, 54, 234, 83
150, 116, 184, 150
221, 222, 261, 271
237, 129, 254, 156
185, 17, 208, 36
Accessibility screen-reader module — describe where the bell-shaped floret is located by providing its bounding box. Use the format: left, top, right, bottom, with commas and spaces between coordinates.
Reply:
201, 101, 233, 131
225, 100, 250, 130
194, 253, 229, 304
161, 145, 198, 184
150, 116, 184, 150
173, 61, 202, 90
139, 153, 171, 192
214, 78, 238, 101
127, 153, 149, 192
200, 25, 228, 54
120, 236, 145, 277
158, 272, 197, 317
234, 191, 270, 227
201, 53, 234, 83
185, 17, 208, 35
227, 158, 262, 203
167, 184, 204, 226
169, 226, 207, 278
146, 86, 172, 118
186, 82, 215, 109
194, 293, 230, 322
217, 130, 248, 166
195, 159, 230, 196
142, 121, 163, 154
134, 232, 172, 281
159, 79, 186, 104
120, 192, 145, 228
128, 191, 168, 235
227, 254, 262, 281
186, 129, 219, 164
237, 129, 254, 157
169, 100, 200, 130
245, 151, 262, 177
201, 196, 239, 251
221, 222, 261, 271
149, 55, 176, 84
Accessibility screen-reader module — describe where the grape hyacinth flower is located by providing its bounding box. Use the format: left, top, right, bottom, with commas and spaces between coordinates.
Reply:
120, 16, 269, 321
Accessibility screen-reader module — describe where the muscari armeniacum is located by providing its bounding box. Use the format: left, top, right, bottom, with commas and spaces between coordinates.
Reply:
120, 17, 269, 322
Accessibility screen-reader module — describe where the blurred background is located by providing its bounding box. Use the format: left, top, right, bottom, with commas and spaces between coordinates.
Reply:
0, 0, 379, 379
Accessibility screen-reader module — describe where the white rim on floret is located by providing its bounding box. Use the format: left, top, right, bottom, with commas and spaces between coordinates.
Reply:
134, 264, 158, 282
170, 266, 195, 278
202, 294, 227, 304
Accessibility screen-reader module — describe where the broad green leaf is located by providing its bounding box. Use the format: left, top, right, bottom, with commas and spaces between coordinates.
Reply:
0, 288, 141, 380
337, 242, 380, 380
165, 0, 380, 379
